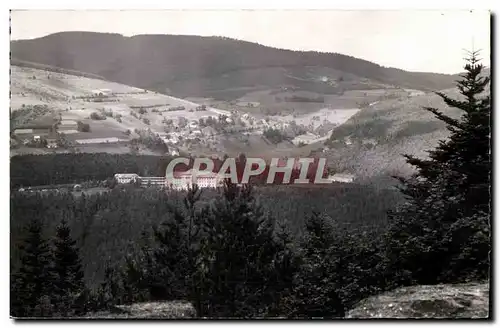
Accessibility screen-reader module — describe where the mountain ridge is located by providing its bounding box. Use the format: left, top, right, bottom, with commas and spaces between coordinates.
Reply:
11, 32, 459, 100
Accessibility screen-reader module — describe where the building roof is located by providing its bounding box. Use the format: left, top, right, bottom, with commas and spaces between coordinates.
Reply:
141, 177, 166, 181
14, 129, 34, 134
330, 173, 355, 179
114, 173, 139, 178
16, 116, 57, 130
59, 120, 77, 126
171, 169, 221, 179
75, 137, 125, 144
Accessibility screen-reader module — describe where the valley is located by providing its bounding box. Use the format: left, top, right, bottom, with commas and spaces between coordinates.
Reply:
9, 33, 468, 181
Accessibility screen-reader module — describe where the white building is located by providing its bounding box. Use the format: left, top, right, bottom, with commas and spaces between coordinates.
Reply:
14, 128, 34, 135
92, 88, 112, 96
194, 172, 223, 188
140, 177, 166, 188
76, 137, 125, 144
168, 171, 194, 191
114, 173, 140, 184
328, 173, 355, 183
167, 169, 223, 190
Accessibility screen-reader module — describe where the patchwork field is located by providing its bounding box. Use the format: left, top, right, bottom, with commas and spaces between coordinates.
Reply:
10, 65, 233, 155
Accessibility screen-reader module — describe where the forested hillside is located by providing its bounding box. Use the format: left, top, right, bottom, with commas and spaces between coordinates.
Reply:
11, 32, 458, 99
10, 154, 173, 188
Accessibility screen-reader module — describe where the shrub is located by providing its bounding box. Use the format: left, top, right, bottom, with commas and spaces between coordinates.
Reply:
90, 112, 106, 120
76, 121, 90, 132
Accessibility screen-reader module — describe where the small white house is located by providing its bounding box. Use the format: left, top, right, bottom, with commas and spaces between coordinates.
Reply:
114, 173, 140, 184
92, 89, 112, 96
328, 173, 355, 183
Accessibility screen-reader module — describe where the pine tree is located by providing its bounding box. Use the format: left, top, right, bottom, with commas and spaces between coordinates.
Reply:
50, 218, 85, 316
264, 221, 301, 317
403, 50, 490, 214
290, 212, 345, 318
11, 218, 53, 317
192, 180, 283, 318
115, 186, 202, 304
384, 51, 491, 286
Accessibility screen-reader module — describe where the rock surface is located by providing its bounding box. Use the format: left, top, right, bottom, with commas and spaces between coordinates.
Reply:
347, 282, 489, 319
87, 301, 196, 319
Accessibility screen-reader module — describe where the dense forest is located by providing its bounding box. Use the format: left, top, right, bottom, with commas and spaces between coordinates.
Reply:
10, 153, 173, 188
10, 182, 401, 283
11, 32, 458, 99
10, 54, 491, 318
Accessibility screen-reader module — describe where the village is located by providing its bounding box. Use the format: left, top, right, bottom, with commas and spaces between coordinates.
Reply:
10, 71, 360, 159
10, 88, 339, 157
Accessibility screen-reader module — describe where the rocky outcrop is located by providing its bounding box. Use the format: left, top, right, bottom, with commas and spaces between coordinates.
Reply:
87, 301, 196, 319
347, 282, 489, 319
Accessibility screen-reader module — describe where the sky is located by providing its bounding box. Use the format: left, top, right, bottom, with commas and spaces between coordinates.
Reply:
10, 10, 491, 74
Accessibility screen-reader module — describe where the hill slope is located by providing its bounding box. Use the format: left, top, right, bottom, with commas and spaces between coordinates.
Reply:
11, 32, 458, 100
322, 87, 480, 181
10, 64, 301, 158
10, 64, 229, 155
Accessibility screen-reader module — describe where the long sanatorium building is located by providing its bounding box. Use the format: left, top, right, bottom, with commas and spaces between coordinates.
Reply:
113, 168, 355, 190
114, 170, 223, 190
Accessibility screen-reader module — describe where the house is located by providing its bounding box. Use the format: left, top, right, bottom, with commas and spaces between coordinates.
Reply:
13, 128, 34, 135
194, 171, 224, 189
14, 120, 58, 138
46, 138, 58, 149
92, 89, 112, 97
168, 170, 194, 191
75, 137, 125, 144
58, 119, 78, 132
114, 173, 140, 184
328, 173, 355, 183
